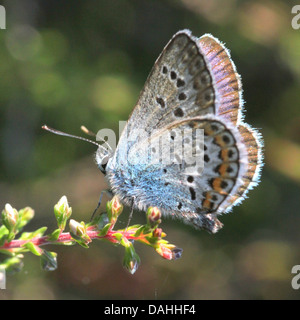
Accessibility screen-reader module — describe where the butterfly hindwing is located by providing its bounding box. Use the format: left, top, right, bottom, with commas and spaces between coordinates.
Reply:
108, 116, 248, 232
216, 123, 263, 214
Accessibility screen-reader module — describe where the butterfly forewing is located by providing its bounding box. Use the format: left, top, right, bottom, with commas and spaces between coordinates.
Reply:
198, 34, 243, 126
122, 30, 216, 145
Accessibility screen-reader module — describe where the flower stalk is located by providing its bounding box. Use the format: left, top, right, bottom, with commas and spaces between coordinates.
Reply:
0, 196, 182, 274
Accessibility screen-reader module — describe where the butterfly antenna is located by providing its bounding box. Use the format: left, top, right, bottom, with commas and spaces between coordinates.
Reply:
42, 125, 107, 151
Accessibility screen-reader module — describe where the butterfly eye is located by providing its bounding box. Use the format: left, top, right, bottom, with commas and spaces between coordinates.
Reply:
99, 163, 107, 174
96, 153, 110, 174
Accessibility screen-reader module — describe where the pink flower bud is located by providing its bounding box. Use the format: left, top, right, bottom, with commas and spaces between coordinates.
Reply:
152, 228, 162, 238
147, 207, 161, 227
156, 245, 173, 260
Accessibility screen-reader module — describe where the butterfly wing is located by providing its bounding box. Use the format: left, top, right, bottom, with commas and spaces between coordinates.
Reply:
107, 116, 253, 233
115, 30, 243, 161
120, 30, 217, 147
105, 30, 263, 233
216, 123, 263, 214
198, 34, 243, 125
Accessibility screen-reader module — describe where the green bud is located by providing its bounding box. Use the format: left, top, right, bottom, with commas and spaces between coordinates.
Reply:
123, 241, 140, 275
111, 196, 123, 215
69, 219, 85, 237
14, 207, 35, 232
69, 219, 91, 245
18, 207, 34, 224
107, 196, 123, 221
2, 204, 19, 231
54, 196, 72, 230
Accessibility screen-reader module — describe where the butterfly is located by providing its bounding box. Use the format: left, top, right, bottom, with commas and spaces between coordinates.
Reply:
45, 30, 263, 234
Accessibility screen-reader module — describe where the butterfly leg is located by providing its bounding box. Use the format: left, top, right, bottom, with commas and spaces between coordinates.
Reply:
90, 189, 113, 221
116, 199, 135, 245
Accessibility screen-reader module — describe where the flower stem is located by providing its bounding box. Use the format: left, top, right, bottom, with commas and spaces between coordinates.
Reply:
0, 228, 147, 250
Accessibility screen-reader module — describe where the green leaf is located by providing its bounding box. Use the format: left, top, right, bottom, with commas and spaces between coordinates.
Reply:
0, 256, 24, 274
6, 231, 16, 243
148, 238, 159, 245
73, 240, 89, 248
0, 225, 9, 237
17, 207, 35, 230
127, 224, 142, 230
19, 227, 48, 240
0, 226, 8, 246
87, 213, 109, 229
98, 223, 111, 237
23, 242, 43, 256
32, 227, 47, 237
47, 228, 61, 241
133, 225, 145, 237
113, 232, 123, 242
0, 249, 16, 256
54, 240, 75, 246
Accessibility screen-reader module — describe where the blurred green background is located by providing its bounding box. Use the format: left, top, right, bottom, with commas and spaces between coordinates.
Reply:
0, 0, 300, 300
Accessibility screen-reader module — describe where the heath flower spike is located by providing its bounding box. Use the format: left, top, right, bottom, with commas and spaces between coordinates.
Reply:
0, 196, 182, 275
